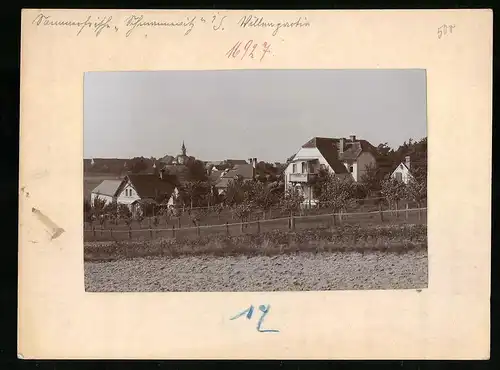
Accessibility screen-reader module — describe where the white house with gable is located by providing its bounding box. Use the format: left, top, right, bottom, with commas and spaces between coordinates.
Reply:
390, 155, 416, 184
90, 180, 122, 205
284, 136, 379, 206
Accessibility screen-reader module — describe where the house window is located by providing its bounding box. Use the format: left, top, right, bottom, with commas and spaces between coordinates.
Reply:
301, 162, 306, 173
395, 172, 403, 182
292, 163, 297, 173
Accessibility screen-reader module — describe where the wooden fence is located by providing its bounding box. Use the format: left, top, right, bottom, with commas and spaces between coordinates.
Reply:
84, 205, 427, 242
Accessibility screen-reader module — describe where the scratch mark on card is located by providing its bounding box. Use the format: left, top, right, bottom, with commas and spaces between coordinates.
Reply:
20, 186, 30, 198
32, 207, 65, 240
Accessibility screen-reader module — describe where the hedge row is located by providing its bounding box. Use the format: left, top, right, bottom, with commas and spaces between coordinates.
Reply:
84, 224, 427, 262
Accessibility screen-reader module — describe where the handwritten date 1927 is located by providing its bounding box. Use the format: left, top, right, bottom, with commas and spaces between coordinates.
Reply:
226, 40, 272, 62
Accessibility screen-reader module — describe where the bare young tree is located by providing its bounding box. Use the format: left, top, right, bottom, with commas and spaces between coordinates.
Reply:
315, 173, 356, 225
381, 177, 407, 217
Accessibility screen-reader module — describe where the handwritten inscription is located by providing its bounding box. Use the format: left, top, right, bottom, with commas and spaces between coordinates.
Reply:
437, 24, 456, 39
226, 40, 272, 62
238, 15, 310, 36
230, 304, 279, 333
31, 12, 310, 38
32, 13, 114, 37
124, 15, 197, 37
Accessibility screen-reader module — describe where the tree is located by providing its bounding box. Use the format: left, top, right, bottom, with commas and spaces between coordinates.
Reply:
127, 157, 149, 174
84, 198, 92, 223
405, 177, 426, 207
103, 201, 119, 224
224, 175, 247, 207
118, 204, 132, 226
381, 177, 406, 216
213, 203, 225, 220
280, 186, 304, 215
187, 159, 209, 181
250, 181, 278, 219
360, 162, 381, 193
232, 201, 254, 227
313, 171, 356, 223
180, 181, 209, 209
91, 195, 107, 218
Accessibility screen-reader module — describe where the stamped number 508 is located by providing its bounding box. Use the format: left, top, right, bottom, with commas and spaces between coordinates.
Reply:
437, 24, 456, 39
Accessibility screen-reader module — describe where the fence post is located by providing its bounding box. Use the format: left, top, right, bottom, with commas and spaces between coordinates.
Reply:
257, 220, 261, 234
177, 217, 181, 229
172, 225, 176, 238
226, 222, 229, 236
405, 203, 409, 220
240, 221, 244, 233
290, 211, 295, 231
331, 211, 336, 227
149, 228, 153, 239
92, 225, 96, 237
379, 203, 384, 222
128, 226, 132, 239
110, 227, 113, 238
418, 202, 422, 221
197, 225, 201, 237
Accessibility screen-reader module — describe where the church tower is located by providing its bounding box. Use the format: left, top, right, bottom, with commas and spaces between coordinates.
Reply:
177, 141, 188, 165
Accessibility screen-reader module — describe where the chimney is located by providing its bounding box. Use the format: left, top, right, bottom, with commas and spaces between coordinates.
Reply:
405, 155, 411, 170
339, 138, 344, 155
349, 135, 356, 142
248, 158, 253, 165
253, 158, 257, 168
159, 168, 165, 180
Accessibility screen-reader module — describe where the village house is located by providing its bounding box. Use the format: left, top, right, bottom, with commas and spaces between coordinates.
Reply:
114, 171, 180, 216
390, 154, 426, 184
284, 136, 379, 206
90, 180, 122, 205
214, 158, 257, 195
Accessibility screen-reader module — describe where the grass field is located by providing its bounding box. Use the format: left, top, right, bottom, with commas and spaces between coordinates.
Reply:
84, 223, 427, 261
84, 203, 427, 242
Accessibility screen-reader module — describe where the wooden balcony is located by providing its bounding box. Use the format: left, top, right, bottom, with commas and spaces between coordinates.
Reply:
289, 173, 318, 183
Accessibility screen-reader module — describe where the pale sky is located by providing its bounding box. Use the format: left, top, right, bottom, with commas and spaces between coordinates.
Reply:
84, 69, 427, 163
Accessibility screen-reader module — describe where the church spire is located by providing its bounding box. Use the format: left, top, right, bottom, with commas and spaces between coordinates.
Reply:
181, 141, 187, 156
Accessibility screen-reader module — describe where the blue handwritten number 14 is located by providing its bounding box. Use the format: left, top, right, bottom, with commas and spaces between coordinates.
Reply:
230, 304, 279, 333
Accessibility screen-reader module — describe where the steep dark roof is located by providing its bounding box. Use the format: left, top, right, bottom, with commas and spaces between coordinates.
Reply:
124, 174, 178, 200
301, 137, 348, 174
215, 164, 255, 189
339, 140, 379, 162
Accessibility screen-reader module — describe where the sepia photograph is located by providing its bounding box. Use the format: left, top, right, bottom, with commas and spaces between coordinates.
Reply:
83, 69, 428, 292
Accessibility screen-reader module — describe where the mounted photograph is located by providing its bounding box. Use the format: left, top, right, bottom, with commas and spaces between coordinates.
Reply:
83, 69, 428, 292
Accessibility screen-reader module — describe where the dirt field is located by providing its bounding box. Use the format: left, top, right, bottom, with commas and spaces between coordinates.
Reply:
85, 248, 428, 292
